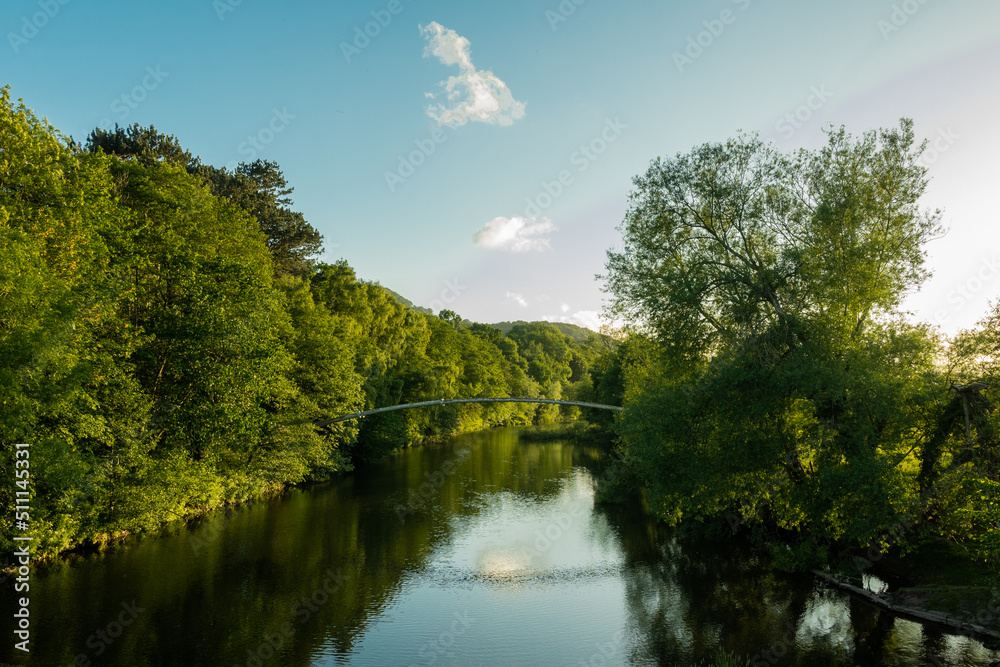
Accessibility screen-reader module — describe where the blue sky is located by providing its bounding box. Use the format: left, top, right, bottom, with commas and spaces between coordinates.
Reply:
3, 0, 999, 334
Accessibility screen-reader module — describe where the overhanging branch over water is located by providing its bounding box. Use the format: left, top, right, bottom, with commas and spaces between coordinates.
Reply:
315, 398, 624, 427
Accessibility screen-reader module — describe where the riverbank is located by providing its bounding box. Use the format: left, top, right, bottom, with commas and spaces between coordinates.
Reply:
588, 437, 1000, 647
512, 420, 615, 446
814, 571, 999, 645
850, 538, 1000, 645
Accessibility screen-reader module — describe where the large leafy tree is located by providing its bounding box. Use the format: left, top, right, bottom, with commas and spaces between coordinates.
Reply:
99, 156, 325, 509
606, 121, 941, 356
85, 122, 196, 168
86, 127, 323, 278
604, 121, 948, 560
937, 303, 1000, 566
195, 160, 323, 277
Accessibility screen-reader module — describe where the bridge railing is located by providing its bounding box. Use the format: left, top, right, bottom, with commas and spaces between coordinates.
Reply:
314, 397, 623, 427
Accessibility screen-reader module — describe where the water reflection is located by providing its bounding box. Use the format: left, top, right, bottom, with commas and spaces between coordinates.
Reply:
0, 428, 997, 666
608, 502, 999, 666
797, 591, 854, 655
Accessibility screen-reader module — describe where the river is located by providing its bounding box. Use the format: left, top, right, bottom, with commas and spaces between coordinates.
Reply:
3, 427, 998, 666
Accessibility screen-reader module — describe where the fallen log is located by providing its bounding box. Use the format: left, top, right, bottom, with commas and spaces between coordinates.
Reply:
812, 570, 1000, 644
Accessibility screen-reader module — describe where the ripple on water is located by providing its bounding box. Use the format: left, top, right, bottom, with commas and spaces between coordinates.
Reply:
420, 561, 626, 589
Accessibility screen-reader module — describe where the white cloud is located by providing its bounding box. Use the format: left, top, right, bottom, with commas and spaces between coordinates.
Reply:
560, 303, 570, 313
420, 22, 526, 127
473, 216, 557, 252
505, 291, 528, 307
543, 310, 604, 332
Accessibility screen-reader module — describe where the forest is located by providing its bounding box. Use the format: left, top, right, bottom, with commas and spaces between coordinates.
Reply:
2, 88, 997, 627
0, 88, 610, 561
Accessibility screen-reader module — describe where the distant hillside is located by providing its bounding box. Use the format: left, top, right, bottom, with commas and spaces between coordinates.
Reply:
383, 287, 433, 316
490, 320, 607, 345
382, 289, 606, 345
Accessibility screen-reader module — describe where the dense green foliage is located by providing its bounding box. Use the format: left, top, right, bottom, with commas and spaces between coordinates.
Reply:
492, 319, 606, 345
88, 123, 323, 278
0, 89, 604, 559
601, 121, 999, 587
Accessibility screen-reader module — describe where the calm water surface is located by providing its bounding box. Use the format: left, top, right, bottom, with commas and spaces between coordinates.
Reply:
3, 427, 998, 666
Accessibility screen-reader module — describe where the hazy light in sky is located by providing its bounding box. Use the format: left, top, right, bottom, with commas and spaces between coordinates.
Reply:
473, 216, 557, 253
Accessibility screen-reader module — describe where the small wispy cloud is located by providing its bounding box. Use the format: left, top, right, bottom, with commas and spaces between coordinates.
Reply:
544, 310, 603, 332
505, 291, 528, 307
420, 22, 526, 127
473, 216, 556, 253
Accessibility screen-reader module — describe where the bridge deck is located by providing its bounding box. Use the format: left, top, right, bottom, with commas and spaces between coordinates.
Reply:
315, 397, 623, 427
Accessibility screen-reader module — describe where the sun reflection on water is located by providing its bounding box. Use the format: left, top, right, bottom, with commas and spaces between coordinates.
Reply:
475, 544, 535, 579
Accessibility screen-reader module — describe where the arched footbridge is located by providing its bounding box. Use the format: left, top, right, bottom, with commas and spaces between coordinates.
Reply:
315, 398, 623, 427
